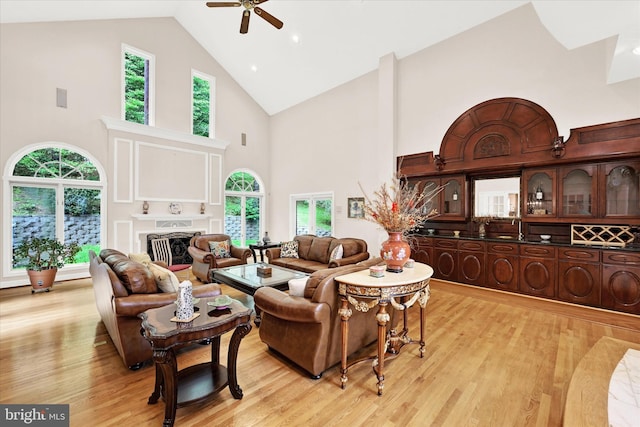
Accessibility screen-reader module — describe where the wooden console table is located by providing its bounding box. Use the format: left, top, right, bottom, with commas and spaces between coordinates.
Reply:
335, 262, 434, 395
140, 298, 252, 427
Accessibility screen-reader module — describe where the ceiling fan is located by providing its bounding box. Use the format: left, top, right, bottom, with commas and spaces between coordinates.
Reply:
206, 0, 284, 34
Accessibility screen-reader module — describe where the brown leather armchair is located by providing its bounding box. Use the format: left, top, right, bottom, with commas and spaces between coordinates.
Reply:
254, 257, 392, 378
89, 249, 221, 369
188, 234, 252, 283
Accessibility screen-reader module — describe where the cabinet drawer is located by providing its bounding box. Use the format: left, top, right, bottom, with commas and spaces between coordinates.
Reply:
559, 247, 600, 262
521, 244, 557, 258
458, 241, 485, 252
602, 251, 640, 265
487, 242, 518, 255
413, 236, 433, 247
435, 239, 457, 249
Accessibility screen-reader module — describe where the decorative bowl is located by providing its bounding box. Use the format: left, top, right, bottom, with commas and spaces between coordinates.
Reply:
207, 295, 233, 309
540, 235, 551, 241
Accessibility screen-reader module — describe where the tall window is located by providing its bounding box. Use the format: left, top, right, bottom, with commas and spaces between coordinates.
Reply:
192, 70, 215, 138
291, 193, 333, 237
224, 171, 263, 247
123, 45, 155, 125
9, 147, 104, 270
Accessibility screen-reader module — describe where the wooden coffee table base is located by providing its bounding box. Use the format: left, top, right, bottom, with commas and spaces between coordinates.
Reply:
140, 299, 252, 427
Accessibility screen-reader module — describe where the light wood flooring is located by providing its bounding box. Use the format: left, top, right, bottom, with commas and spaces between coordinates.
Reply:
0, 275, 638, 426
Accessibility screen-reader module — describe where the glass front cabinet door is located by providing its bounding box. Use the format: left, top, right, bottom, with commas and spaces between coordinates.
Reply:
559, 164, 597, 218
523, 168, 556, 218
412, 175, 466, 221
600, 161, 640, 220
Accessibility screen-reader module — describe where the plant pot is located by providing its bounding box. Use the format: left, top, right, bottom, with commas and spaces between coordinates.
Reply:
27, 268, 57, 293
380, 232, 411, 273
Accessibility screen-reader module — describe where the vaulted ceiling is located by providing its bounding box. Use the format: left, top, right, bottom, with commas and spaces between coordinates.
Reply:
1, 0, 639, 115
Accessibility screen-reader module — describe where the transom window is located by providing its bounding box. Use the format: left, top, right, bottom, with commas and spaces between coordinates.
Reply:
192, 70, 215, 138
123, 44, 155, 125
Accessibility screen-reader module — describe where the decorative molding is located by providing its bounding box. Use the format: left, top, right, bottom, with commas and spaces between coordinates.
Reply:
210, 153, 222, 205
113, 138, 133, 203
101, 116, 230, 150
132, 214, 213, 221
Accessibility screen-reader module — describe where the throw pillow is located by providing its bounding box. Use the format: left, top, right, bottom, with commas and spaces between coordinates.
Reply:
288, 277, 308, 297
209, 240, 231, 258
128, 252, 152, 265
147, 262, 180, 293
280, 240, 299, 258
329, 244, 344, 261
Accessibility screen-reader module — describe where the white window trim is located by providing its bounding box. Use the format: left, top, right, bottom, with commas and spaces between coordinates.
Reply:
121, 43, 155, 126
289, 192, 334, 238
191, 69, 216, 138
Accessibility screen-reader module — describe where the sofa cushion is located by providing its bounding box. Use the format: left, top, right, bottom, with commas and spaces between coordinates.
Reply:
281, 240, 299, 258
335, 238, 365, 258
111, 259, 158, 294
129, 252, 152, 264
209, 240, 231, 258
295, 235, 316, 260
147, 262, 180, 293
329, 244, 343, 261
288, 277, 308, 297
307, 237, 333, 263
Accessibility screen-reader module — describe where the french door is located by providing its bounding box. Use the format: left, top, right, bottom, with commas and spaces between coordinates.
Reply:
291, 193, 333, 237
225, 195, 262, 247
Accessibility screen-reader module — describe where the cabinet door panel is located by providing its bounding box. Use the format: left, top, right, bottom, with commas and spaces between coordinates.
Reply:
434, 249, 457, 281
519, 257, 556, 297
602, 265, 640, 314
459, 251, 485, 286
487, 254, 518, 291
558, 262, 600, 307
599, 161, 640, 220
559, 165, 598, 218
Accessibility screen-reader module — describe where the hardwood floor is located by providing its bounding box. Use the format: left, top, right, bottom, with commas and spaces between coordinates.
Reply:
0, 276, 638, 426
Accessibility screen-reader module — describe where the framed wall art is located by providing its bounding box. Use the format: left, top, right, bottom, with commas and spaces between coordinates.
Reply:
347, 197, 365, 218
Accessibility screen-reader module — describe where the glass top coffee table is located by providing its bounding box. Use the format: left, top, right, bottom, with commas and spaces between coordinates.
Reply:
212, 263, 308, 325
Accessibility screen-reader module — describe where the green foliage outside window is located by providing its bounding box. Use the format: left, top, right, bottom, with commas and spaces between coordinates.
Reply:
193, 76, 210, 137
125, 52, 148, 124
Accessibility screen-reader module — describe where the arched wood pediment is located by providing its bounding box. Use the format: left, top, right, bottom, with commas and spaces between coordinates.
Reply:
441, 97, 558, 170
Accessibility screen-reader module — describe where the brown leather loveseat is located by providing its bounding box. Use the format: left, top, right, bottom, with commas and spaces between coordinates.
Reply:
188, 234, 252, 283
253, 257, 391, 378
265, 234, 369, 274
89, 249, 221, 369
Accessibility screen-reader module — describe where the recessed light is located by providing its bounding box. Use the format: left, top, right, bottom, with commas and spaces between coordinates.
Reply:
633, 46, 640, 56
291, 34, 300, 44
250, 65, 258, 72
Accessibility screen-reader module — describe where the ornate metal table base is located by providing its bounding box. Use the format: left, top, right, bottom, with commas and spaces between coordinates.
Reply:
336, 263, 433, 395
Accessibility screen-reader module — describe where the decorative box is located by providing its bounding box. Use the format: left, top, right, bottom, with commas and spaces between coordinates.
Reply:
404, 259, 415, 268
257, 265, 272, 277
369, 265, 385, 278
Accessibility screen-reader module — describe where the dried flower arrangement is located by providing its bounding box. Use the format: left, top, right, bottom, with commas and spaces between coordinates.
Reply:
359, 174, 444, 234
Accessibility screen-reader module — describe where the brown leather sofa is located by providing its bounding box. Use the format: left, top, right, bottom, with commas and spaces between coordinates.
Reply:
89, 249, 221, 369
265, 234, 369, 274
188, 234, 252, 283
253, 257, 391, 378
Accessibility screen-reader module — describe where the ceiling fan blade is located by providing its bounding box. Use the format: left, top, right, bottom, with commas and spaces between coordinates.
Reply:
206, 2, 241, 7
252, 0, 270, 5
240, 10, 250, 34
254, 6, 283, 29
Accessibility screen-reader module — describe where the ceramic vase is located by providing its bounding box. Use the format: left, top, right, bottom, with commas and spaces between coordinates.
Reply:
263, 231, 271, 245
176, 281, 194, 320
380, 231, 411, 273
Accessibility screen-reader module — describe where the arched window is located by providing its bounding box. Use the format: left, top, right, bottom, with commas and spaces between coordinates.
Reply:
224, 170, 264, 247
8, 145, 105, 271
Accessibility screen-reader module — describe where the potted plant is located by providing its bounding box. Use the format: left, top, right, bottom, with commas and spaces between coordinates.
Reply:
12, 237, 80, 293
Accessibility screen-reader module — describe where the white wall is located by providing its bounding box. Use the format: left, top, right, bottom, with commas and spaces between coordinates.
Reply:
268, 4, 640, 255
2, 4, 639, 285
0, 17, 270, 286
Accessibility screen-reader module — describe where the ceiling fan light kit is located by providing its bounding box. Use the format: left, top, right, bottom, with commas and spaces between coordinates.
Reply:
206, 0, 283, 34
